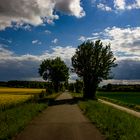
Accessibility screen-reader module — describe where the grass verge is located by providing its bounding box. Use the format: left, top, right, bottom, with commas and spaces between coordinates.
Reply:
79, 100, 140, 140
70, 92, 83, 98
0, 103, 47, 140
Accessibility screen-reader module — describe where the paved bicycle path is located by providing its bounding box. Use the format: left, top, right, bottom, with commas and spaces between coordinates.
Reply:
14, 92, 104, 140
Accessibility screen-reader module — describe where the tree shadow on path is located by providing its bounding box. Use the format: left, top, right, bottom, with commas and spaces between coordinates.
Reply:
48, 97, 85, 106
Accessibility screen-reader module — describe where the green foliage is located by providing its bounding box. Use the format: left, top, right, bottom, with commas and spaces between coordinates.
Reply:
39, 57, 69, 92
68, 83, 75, 92
45, 82, 54, 94
75, 79, 83, 93
68, 80, 83, 93
72, 40, 117, 99
79, 100, 140, 140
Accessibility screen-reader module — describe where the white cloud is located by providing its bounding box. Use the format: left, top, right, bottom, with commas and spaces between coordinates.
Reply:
113, 0, 140, 10
52, 38, 58, 44
93, 0, 140, 12
32, 40, 42, 45
102, 26, 140, 60
97, 3, 112, 11
114, 0, 125, 10
80, 26, 140, 61
14, 23, 32, 31
0, 45, 14, 58
78, 36, 86, 42
0, 0, 85, 30
55, 0, 85, 18
45, 30, 51, 34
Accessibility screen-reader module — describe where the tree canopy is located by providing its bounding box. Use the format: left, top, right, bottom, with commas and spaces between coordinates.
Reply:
71, 40, 117, 99
39, 57, 69, 92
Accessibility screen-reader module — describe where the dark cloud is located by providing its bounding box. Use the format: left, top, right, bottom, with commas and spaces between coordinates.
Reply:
0, 59, 40, 81
112, 60, 140, 80
0, 60, 40, 81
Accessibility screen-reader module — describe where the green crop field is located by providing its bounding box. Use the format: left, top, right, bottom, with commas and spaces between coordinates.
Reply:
97, 91, 140, 105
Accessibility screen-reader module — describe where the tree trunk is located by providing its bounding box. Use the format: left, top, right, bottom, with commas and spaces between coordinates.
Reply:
54, 82, 59, 93
83, 77, 97, 99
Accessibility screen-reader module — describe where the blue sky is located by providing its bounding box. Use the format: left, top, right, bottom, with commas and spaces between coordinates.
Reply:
0, 0, 140, 81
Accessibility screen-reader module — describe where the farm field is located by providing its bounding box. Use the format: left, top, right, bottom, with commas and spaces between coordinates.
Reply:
0, 87, 45, 95
0, 94, 32, 109
97, 91, 140, 105
0, 88, 45, 110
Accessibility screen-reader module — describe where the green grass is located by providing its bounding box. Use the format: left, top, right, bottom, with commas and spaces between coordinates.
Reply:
0, 103, 47, 140
70, 92, 83, 98
97, 91, 140, 105
0, 91, 61, 140
79, 100, 140, 140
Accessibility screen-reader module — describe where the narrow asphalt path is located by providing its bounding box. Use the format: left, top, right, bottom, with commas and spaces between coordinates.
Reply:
14, 92, 104, 140
99, 99, 140, 118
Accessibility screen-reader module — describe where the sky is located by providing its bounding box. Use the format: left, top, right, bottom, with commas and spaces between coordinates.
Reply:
0, 0, 140, 81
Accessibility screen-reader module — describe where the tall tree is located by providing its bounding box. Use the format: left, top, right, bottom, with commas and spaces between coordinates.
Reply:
39, 57, 69, 92
72, 40, 117, 99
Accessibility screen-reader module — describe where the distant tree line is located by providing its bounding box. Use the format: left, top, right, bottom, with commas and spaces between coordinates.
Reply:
100, 84, 140, 92
0, 80, 49, 88
68, 80, 83, 93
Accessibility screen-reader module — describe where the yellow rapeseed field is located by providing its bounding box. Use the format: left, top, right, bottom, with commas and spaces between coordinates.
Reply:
0, 88, 45, 95
0, 94, 32, 107
0, 88, 45, 109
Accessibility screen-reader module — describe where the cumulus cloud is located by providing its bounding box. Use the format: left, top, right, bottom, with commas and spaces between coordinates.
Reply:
78, 36, 86, 42
45, 30, 51, 34
97, 3, 112, 11
92, 0, 140, 11
103, 27, 140, 60
55, 0, 85, 18
0, 0, 85, 30
52, 38, 58, 44
32, 40, 42, 45
83, 26, 140, 61
113, 0, 140, 10
112, 59, 140, 80
114, 0, 125, 10
0, 45, 76, 81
